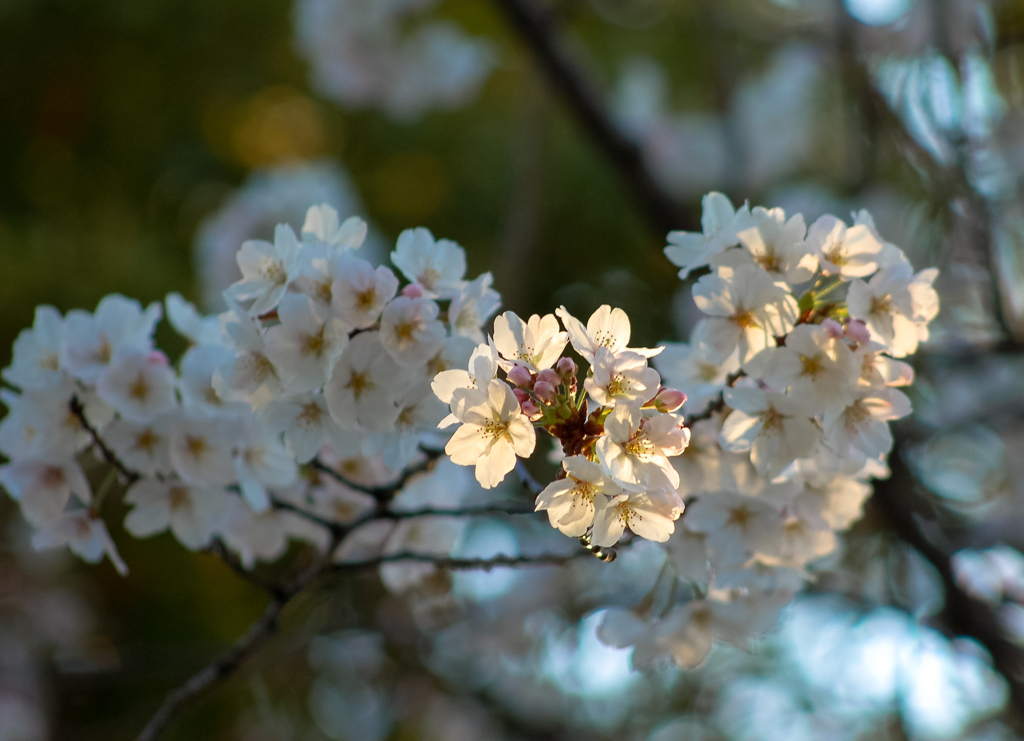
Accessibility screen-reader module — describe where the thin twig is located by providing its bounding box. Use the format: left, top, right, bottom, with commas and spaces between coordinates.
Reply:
333, 549, 590, 573
311, 447, 444, 502
490, 0, 695, 235
69, 396, 140, 485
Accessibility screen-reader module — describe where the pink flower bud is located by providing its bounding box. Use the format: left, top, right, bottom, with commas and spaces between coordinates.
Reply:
821, 318, 844, 340
654, 387, 686, 412
401, 283, 424, 299
534, 381, 557, 405
556, 357, 577, 378
513, 388, 531, 405
845, 319, 871, 344
508, 365, 534, 388
521, 399, 541, 418
147, 350, 170, 366
536, 369, 561, 388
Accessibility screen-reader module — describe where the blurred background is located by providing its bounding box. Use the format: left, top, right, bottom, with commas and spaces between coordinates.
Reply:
4, 0, 1024, 738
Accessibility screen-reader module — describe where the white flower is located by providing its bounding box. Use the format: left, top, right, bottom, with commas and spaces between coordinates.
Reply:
735, 206, 817, 285
847, 264, 939, 357
591, 490, 682, 546
444, 379, 535, 488
555, 304, 661, 364
213, 307, 284, 409
754, 324, 857, 416
331, 256, 399, 329
534, 456, 621, 537
3, 305, 64, 390
302, 205, 367, 249
32, 511, 128, 575
432, 342, 499, 427
692, 265, 798, 365
654, 320, 741, 415
665, 192, 751, 278
179, 344, 245, 417
308, 476, 376, 525
218, 496, 305, 569
105, 417, 174, 476
370, 382, 446, 471
324, 331, 412, 432
234, 425, 299, 511
61, 295, 161, 382
225, 223, 303, 316
0, 379, 112, 461
169, 416, 239, 486
823, 386, 911, 460
852, 209, 909, 268
853, 344, 915, 388
585, 348, 661, 407
379, 296, 446, 367
806, 214, 883, 278
96, 351, 178, 424
720, 388, 819, 478
264, 293, 349, 392
491, 311, 567, 372
0, 458, 91, 527
596, 403, 689, 492
165, 293, 222, 345
684, 491, 785, 558
448, 273, 501, 343
124, 479, 232, 550
390, 227, 466, 298
262, 392, 359, 463
423, 335, 475, 383
792, 471, 872, 530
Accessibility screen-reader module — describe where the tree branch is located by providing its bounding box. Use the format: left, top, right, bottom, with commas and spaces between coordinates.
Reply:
69, 396, 140, 485
311, 447, 444, 503
490, 0, 695, 236
332, 549, 590, 573
870, 445, 1024, 722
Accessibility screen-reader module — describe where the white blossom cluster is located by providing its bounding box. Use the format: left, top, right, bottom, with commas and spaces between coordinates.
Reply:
0, 204, 500, 572
597, 191, 940, 669
293, 0, 494, 120
432, 305, 692, 547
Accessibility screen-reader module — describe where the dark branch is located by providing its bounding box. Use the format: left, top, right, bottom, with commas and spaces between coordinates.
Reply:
311, 447, 444, 503
870, 446, 1024, 722
490, 0, 695, 236
333, 549, 590, 573
70, 395, 140, 485
136, 596, 286, 741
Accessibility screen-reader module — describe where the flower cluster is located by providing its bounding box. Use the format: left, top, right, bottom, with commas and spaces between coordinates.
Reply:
432, 305, 691, 547
293, 0, 494, 120
598, 191, 939, 668
0, 204, 500, 571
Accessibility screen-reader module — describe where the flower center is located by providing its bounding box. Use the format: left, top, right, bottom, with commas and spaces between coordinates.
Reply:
347, 371, 373, 398
761, 406, 786, 434
870, 295, 892, 315
129, 373, 150, 401
799, 354, 823, 379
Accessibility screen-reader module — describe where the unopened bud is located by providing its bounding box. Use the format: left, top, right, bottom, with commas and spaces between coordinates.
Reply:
556, 357, 577, 378
534, 381, 557, 405
521, 398, 541, 418
845, 319, 871, 344
147, 350, 170, 366
654, 387, 686, 412
536, 369, 561, 388
513, 388, 531, 405
401, 283, 424, 299
821, 318, 844, 340
508, 365, 534, 388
